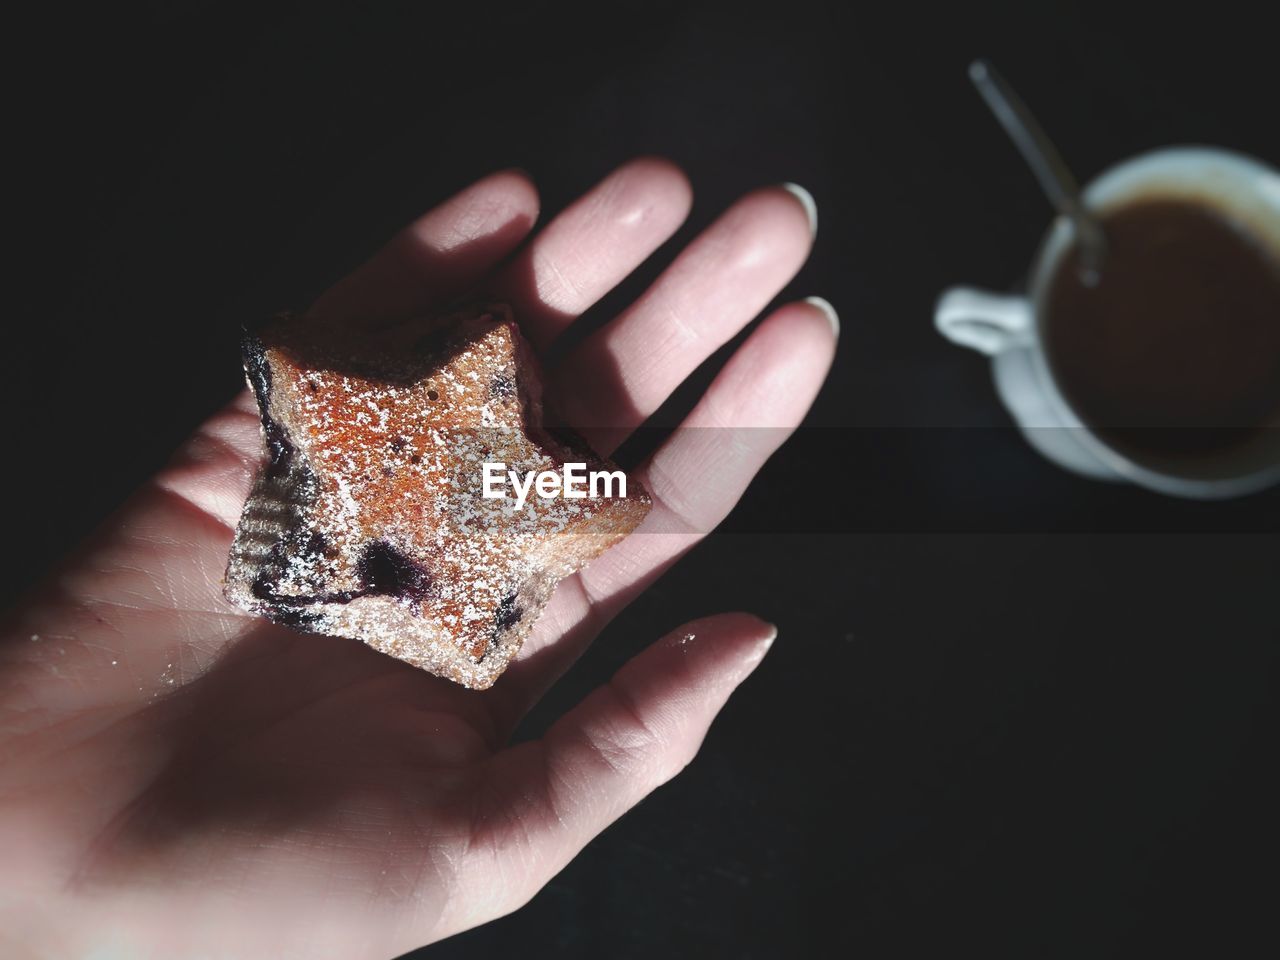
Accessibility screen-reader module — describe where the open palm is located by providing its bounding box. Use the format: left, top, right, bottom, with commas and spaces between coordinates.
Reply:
0, 159, 835, 959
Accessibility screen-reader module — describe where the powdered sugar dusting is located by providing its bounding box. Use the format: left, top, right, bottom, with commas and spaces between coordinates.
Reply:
223, 304, 650, 689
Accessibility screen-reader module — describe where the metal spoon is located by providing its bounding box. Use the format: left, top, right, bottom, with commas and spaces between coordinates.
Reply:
968, 59, 1107, 286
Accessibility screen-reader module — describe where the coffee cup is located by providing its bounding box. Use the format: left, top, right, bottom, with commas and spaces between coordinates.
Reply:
935, 146, 1280, 499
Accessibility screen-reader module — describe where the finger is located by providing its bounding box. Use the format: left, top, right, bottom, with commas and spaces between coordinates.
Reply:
455, 613, 774, 928
493, 298, 837, 723
307, 168, 539, 325
488, 156, 692, 351
552, 183, 817, 455
624, 295, 838, 534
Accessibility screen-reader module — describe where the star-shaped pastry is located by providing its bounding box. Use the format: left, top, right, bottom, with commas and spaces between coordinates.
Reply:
224, 304, 650, 689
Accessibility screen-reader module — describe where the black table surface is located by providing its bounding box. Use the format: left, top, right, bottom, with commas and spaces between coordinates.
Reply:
8, 1, 1278, 956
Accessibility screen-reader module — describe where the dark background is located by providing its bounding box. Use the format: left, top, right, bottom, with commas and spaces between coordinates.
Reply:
9, 0, 1279, 955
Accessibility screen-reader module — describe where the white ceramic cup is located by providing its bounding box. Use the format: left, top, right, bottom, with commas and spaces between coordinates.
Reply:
935, 146, 1280, 499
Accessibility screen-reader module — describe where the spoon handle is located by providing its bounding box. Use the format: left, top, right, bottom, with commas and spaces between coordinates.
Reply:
968, 60, 1080, 207
969, 59, 1106, 283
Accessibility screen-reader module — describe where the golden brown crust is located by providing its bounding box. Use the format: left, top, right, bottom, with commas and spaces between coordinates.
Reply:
223, 304, 649, 689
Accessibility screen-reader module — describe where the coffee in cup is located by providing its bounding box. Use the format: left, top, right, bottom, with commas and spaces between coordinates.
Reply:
1045, 195, 1280, 464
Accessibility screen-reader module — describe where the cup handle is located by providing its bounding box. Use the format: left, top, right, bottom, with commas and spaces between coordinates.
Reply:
934, 287, 1033, 355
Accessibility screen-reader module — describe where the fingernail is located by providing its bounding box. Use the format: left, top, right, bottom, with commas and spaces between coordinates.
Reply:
781, 182, 818, 238
761, 622, 778, 650
742, 622, 778, 667
804, 296, 840, 336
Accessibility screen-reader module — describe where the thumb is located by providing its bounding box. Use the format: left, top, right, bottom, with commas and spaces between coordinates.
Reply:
454, 612, 775, 930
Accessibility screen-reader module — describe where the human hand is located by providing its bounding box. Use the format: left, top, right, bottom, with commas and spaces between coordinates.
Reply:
0, 159, 836, 959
